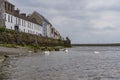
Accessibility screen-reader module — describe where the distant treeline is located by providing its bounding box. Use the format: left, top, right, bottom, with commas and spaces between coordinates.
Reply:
72, 44, 120, 46
0, 27, 71, 47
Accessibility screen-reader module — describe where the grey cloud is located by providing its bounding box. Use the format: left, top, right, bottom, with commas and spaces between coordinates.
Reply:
8, 0, 120, 43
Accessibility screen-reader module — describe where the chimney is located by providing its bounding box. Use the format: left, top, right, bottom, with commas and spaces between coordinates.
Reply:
15, 8, 20, 14
20, 13, 26, 17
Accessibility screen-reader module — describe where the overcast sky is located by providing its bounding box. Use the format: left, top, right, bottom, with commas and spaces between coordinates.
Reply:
8, 0, 120, 44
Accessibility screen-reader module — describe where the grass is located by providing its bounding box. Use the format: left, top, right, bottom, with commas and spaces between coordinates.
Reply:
0, 44, 17, 48
0, 43, 67, 52
0, 27, 71, 47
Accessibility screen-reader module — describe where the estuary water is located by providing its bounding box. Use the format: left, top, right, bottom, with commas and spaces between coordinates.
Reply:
1, 46, 120, 80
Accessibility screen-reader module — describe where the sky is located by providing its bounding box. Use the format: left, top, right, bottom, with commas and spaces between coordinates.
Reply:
8, 0, 120, 44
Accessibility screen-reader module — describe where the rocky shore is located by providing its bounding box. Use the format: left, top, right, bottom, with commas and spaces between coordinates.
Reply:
0, 46, 29, 63
0, 46, 42, 63
0, 46, 30, 55
0, 45, 67, 63
0, 45, 64, 56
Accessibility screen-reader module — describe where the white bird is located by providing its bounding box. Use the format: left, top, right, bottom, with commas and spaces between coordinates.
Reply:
28, 50, 32, 53
44, 51, 50, 55
65, 49, 68, 53
94, 51, 99, 54
28, 50, 32, 56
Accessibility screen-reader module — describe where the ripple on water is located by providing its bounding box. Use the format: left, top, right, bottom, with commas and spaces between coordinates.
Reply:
2, 47, 120, 80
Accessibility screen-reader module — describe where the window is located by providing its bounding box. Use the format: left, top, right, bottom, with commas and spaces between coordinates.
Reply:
22, 20, 23, 26
30, 23, 31, 28
8, 4, 10, 11
28, 22, 29, 28
36, 32, 38, 35
11, 16, 13, 23
19, 19, 21, 25
16, 17, 17, 24
32, 23, 33, 29
23, 20, 25, 26
8, 15, 10, 22
4, 14, 6, 21
31, 23, 32, 28
23, 20, 24, 26
24, 21, 26, 27
24, 29, 25, 32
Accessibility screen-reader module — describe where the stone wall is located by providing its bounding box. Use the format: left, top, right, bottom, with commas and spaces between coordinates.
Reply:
0, 0, 5, 27
0, 27, 65, 47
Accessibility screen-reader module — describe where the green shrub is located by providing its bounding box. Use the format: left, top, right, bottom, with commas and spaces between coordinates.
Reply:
0, 44, 17, 48
0, 27, 5, 32
0, 28, 67, 48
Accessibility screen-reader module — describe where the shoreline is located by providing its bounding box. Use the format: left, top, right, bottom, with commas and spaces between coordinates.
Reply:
0, 45, 69, 63
0, 45, 66, 56
72, 43, 120, 46
0, 46, 32, 62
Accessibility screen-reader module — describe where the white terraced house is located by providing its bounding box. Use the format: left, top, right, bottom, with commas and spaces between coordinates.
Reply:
0, 0, 61, 39
4, 0, 42, 36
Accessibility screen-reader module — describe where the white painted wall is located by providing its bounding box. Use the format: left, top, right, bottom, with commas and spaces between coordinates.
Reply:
5, 13, 14, 30
5, 13, 42, 35
46, 24, 52, 38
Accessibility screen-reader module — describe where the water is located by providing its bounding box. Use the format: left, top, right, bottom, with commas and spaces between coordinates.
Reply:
1, 46, 120, 80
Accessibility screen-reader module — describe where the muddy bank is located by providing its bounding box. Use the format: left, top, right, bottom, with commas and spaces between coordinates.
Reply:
0, 46, 31, 55
0, 46, 46, 60
0, 46, 66, 63
0, 46, 65, 56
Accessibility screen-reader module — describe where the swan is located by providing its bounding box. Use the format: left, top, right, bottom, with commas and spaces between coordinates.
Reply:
94, 51, 99, 54
28, 50, 32, 53
65, 49, 68, 53
44, 51, 50, 55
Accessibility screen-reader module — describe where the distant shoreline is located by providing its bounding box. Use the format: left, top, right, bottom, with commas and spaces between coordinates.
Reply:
72, 43, 120, 46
